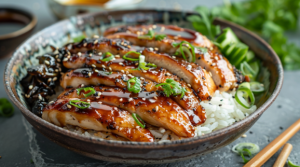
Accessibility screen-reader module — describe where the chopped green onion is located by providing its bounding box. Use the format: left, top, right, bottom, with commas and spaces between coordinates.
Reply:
196, 46, 208, 54
101, 52, 114, 62
123, 51, 140, 61
232, 143, 260, 156
156, 79, 186, 98
235, 86, 255, 109
127, 77, 141, 93
76, 87, 96, 97
138, 30, 154, 40
239, 82, 250, 89
155, 34, 166, 41
250, 82, 265, 93
135, 55, 157, 70
0, 98, 14, 117
173, 41, 196, 63
69, 100, 90, 109
240, 148, 251, 164
132, 113, 146, 128
240, 61, 257, 80
73, 35, 86, 43
288, 160, 300, 167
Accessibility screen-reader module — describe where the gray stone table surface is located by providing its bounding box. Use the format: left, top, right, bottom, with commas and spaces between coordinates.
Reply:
0, 0, 300, 166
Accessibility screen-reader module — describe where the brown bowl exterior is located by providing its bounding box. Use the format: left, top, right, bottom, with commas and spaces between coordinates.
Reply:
4, 9, 283, 164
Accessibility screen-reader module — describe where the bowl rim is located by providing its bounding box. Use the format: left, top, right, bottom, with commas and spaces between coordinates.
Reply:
4, 9, 284, 148
0, 7, 37, 40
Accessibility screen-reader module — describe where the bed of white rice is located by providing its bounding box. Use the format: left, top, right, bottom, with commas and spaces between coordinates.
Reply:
64, 89, 257, 142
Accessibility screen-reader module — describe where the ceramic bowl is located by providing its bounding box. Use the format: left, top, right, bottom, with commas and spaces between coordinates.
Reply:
0, 7, 37, 57
4, 9, 283, 164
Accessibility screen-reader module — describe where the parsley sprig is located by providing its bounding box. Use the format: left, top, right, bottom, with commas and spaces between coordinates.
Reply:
155, 79, 186, 98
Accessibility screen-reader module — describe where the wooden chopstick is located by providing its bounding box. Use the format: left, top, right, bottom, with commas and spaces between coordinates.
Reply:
273, 143, 293, 167
244, 119, 300, 167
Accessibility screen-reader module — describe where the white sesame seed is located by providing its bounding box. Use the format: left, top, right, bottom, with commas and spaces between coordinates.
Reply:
25, 94, 29, 98
87, 99, 91, 102
89, 53, 93, 57
97, 101, 102, 104
128, 98, 133, 102
115, 55, 120, 58
159, 127, 165, 133
209, 72, 212, 77
44, 60, 50, 65
101, 65, 105, 68
95, 69, 99, 73
98, 52, 102, 55
83, 43, 87, 47
135, 63, 138, 66
153, 25, 157, 28
119, 98, 123, 102
121, 70, 125, 73
154, 47, 159, 51
241, 134, 247, 138
142, 70, 147, 73
125, 71, 129, 74
57, 59, 61, 62
53, 77, 57, 81
140, 77, 144, 80
211, 63, 216, 66
93, 35, 99, 38
142, 98, 146, 101
119, 62, 123, 65
160, 26, 165, 32
78, 52, 82, 56
154, 96, 158, 100
155, 106, 159, 111
67, 104, 72, 109
67, 55, 71, 59
47, 78, 52, 82
187, 84, 191, 87
166, 73, 171, 76
88, 72, 91, 77
112, 58, 115, 60
94, 40, 98, 44
59, 68, 62, 72
29, 85, 33, 90
148, 47, 154, 51
97, 92, 101, 96
55, 69, 59, 72
187, 65, 192, 71
136, 126, 140, 129
172, 56, 176, 59
49, 101, 54, 104
81, 84, 84, 87
96, 96, 100, 99
109, 67, 112, 71
38, 94, 42, 100
91, 64, 96, 68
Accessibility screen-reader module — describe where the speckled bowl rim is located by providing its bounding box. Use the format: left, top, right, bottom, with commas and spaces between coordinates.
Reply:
4, 9, 283, 149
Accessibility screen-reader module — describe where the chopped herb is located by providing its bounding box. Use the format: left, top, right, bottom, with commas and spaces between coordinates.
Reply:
76, 87, 96, 97
69, 100, 90, 109
138, 30, 167, 41
133, 55, 157, 70
132, 113, 146, 128
101, 52, 114, 62
123, 51, 140, 61
0, 98, 14, 117
72, 35, 86, 43
127, 77, 141, 93
288, 160, 300, 167
155, 34, 167, 41
155, 79, 186, 98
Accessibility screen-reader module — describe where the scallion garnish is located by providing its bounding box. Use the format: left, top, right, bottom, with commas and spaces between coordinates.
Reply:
173, 41, 196, 63
155, 79, 186, 98
250, 82, 265, 93
123, 51, 140, 61
132, 55, 157, 71
0, 98, 14, 117
235, 86, 255, 109
101, 52, 114, 62
155, 34, 166, 41
232, 143, 260, 164
288, 160, 300, 167
132, 113, 146, 128
138, 30, 155, 40
76, 87, 96, 97
127, 77, 141, 93
73, 35, 85, 43
69, 100, 90, 109
240, 61, 257, 80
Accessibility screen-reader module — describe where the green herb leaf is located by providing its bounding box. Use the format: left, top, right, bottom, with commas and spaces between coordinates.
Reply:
132, 113, 146, 128
73, 35, 86, 43
123, 51, 140, 61
102, 52, 114, 62
155, 34, 166, 41
288, 160, 300, 167
0, 98, 14, 117
69, 100, 90, 109
156, 79, 186, 98
76, 87, 96, 97
127, 77, 141, 93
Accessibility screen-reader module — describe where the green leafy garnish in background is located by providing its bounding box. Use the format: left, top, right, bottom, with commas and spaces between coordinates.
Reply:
190, 0, 300, 70
72, 35, 86, 43
0, 98, 14, 117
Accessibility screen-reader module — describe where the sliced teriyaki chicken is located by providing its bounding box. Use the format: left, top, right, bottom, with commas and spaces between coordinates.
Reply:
103, 25, 244, 91
42, 98, 154, 142
60, 68, 206, 125
57, 87, 195, 137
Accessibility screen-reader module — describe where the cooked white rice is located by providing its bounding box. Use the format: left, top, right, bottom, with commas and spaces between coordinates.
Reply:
64, 89, 257, 142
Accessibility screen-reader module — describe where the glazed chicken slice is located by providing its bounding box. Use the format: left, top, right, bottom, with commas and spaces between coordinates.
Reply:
62, 42, 215, 100
60, 68, 206, 125
57, 87, 195, 137
42, 98, 154, 142
104, 25, 244, 91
